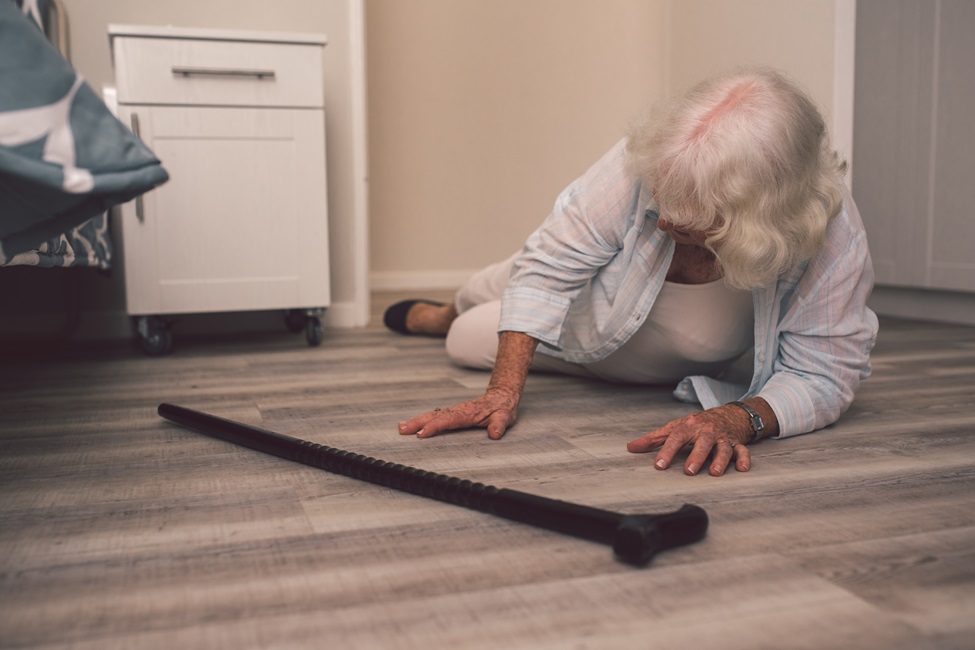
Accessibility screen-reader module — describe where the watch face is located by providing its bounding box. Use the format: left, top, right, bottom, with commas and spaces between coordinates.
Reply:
747, 410, 764, 432
731, 401, 763, 432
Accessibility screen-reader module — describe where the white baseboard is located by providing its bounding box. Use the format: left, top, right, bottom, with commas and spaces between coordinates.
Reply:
369, 269, 476, 291
869, 285, 975, 326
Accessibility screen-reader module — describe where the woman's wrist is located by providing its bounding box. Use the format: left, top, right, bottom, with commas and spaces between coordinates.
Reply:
726, 397, 779, 443
488, 331, 539, 395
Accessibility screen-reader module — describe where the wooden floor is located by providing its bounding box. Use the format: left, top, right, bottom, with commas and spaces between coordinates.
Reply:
2, 291, 974, 649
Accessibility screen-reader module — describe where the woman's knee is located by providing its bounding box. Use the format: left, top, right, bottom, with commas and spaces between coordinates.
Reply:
445, 302, 501, 369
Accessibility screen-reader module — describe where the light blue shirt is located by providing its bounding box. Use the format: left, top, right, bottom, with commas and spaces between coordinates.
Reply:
499, 140, 879, 437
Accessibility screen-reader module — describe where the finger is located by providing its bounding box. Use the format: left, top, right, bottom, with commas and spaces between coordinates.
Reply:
416, 409, 457, 438
652, 426, 691, 470
485, 411, 511, 440
626, 422, 674, 454
626, 429, 670, 454
398, 410, 441, 436
708, 441, 735, 477
734, 444, 751, 472
684, 436, 717, 476
418, 404, 493, 439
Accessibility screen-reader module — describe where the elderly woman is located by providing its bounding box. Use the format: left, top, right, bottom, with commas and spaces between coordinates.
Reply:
384, 67, 878, 477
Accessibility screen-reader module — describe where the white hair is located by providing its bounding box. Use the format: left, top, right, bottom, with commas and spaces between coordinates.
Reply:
626, 66, 846, 289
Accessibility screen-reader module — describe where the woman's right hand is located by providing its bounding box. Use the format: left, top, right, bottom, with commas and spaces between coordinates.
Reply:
399, 331, 537, 440
397, 386, 521, 440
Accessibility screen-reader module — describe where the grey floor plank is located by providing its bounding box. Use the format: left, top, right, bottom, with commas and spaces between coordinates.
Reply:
1, 294, 974, 648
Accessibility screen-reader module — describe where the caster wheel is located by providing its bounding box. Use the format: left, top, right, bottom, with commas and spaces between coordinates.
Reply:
305, 317, 323, 347
137, 316, 173, 356
284, 309, 306, 333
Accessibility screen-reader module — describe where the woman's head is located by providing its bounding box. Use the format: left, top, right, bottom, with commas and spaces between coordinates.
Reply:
626, 67, 846, 289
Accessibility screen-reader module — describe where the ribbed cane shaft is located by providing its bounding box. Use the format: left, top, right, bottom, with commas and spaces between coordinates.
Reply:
157, 403, 707, 565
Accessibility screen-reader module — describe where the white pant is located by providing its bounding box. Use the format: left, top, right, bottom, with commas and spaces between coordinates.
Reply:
446, 252, 588, 375
445, 252, 754, 385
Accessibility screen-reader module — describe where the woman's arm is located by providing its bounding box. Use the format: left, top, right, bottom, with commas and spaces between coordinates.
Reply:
758, 203, 878, 436
628, 196, 876, 474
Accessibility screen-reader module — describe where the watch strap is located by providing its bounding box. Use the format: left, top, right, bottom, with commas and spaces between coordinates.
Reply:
728, 400, 764, 444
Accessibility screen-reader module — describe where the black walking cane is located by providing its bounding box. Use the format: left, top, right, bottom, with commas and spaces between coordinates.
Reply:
158, 403, 708, 566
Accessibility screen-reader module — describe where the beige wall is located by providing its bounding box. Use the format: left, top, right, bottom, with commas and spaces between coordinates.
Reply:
669, 0, 838, 103
668, 0, 851, 163
367, 0, 669, 289
368, 0, 852, 290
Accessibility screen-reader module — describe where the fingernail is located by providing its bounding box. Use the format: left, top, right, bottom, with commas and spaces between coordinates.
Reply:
686, 463, 699, 475
655, 459, 667, 469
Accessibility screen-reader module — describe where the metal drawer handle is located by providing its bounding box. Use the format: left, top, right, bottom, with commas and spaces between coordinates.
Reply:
171, 66, 277, 80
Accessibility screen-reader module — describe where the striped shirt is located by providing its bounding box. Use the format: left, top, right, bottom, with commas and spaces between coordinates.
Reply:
499, 139, 879, 437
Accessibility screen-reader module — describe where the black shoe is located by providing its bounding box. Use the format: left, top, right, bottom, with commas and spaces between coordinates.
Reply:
382, 299, 446, 335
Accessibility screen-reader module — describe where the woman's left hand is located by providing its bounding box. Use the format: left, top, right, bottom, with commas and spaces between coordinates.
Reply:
626, 404, 760, 476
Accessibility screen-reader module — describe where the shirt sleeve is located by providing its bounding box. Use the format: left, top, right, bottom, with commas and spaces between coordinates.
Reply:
757, 212, 880, 437
499, 139, 644, 349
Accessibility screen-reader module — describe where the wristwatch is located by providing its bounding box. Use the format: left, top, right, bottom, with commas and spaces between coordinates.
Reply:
728, 400, 765, 444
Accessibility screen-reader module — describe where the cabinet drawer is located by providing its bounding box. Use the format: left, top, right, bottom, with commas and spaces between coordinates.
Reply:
111, 34, 324, 108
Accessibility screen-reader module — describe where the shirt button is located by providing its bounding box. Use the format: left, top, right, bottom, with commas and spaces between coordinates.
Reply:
758, 352, 766, 362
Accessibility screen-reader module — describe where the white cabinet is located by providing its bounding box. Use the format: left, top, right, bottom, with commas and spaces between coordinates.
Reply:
109, 25, 330, 353
854, 1, 975, 293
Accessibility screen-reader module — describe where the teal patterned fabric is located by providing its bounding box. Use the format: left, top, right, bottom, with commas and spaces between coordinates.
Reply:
0, 0, 168, 267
